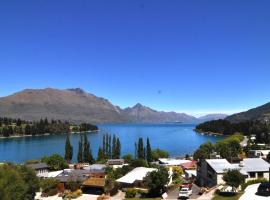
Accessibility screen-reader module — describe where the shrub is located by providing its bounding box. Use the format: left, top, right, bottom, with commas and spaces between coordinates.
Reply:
64, 189, 82, 199
241, 179, 268, 191
40, 178, 59, 193
46, 188, 58, 196
125, 188, 137, 198
66, 180, 81, 192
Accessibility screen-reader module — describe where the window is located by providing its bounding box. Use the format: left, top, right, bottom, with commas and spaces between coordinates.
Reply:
249, 172, 256, 178
258, 172, 264, 178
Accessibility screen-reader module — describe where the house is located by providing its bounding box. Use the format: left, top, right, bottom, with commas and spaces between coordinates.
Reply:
27, 163, 49, 178
158, 158, 191, 166
82, 177, 106, 195
197, 158, 270, 187
249, 150, 270, 159
181, 160, 197, 170
107, 159, 124, 166
116, 167, 157, 188
54, 169, 90, 184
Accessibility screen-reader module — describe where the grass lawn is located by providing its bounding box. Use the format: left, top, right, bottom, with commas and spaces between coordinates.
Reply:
212, 193, 243, 200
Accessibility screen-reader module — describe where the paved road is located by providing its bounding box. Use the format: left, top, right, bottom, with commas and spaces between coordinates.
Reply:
167, 184, 201, 199
240, 183, 269, 200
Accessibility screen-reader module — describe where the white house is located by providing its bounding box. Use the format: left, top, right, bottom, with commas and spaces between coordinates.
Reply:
249, 149, 270, 159
116, 167, 157, 187
27, 163, 49, 178
158, 158, 191, 166
197, 158, 270, 187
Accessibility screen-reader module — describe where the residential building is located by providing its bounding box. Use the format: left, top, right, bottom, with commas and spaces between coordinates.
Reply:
158, 158, 191, 166
249, 150, 270, 159
116, 167, 157, 188
197, 158, 270, 187
27, 163, 49, 178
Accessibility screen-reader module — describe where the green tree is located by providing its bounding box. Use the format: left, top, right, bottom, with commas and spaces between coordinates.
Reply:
83, 134, 94, 164
116, 137, 121, 159
0, 165, 27, 200
152, 148, 169, 161
112, 134, 117, 159
77, 135, 83, 163
146, 138, 153, 163
0, 164, 40, 200
17, 165, 40, 200
97, 147, 104, 162
122, 154, 133, 163
41, 154, 68, 170
64, 135, 73, 162
144, 167, 169, 197
193, 142, 214, 161
137, 138, 144, 159
223, 169, 245, 188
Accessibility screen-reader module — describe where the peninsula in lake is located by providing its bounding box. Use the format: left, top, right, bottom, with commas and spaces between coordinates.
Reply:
0, 88, 227, 124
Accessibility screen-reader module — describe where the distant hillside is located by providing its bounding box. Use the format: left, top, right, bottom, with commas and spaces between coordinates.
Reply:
198, 114, 228, 122
0, 88, 127, 124
0, 88, 227, 124
123, 103, 197, 123
226, 102, 270, 123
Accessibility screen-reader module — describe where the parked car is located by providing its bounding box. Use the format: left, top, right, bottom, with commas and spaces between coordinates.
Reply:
179, 187, 192, 199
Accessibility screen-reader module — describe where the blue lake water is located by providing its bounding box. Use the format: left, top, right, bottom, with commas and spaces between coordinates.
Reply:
0, 124, 222, 163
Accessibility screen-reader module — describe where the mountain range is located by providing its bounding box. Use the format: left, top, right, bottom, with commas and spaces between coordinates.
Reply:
0, 88, 227, 124
226, 102, 270, 123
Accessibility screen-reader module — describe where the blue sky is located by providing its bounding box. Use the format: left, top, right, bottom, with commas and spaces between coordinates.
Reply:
0, 0, 270, 116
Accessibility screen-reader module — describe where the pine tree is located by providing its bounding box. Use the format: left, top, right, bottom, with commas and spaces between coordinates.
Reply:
146, 138, 153, 162
112, 135, 117, 158
116, 137, 121, 158
135, 142, 138, 159
102, 134, 106, 158
137, 138, 144, 159
64, 135, 73, 162
77, 135, 83, 163
97, 147, 104, 162
108, 134, 112, 159
83, 134, 94, 164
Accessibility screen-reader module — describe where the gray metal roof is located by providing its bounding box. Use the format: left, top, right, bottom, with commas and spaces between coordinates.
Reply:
206, 158, 270, 174
27, 163, 49, 170
206, 159, 234, 173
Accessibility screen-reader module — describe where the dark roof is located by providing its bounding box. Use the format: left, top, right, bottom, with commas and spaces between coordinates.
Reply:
27, 163, 49, 170
107, 159, 124, 165
55, 169, 90, 183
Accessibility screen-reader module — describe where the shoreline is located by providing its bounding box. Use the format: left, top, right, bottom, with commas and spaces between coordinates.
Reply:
194, 128, 223, 136
0, 129, 99, 139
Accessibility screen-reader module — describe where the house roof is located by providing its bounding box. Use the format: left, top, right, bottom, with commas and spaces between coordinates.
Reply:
107, 159, 124, 165
83, 164, 106, 172
83, 178, 105, 187
205, 159, 234, 173
55, 169, 90, 183
159, 158, 191, 166
206, 158, 270, 174
27, 163, 49, 170
232, 158, 270, 173
116, 167, 157, 184
181, 160, 197, 169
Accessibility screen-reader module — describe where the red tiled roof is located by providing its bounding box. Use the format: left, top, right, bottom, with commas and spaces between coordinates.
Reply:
181, 161, 197, 169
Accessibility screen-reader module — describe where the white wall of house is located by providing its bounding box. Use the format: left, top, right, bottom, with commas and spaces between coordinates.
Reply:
36, 169, 49, 178
217, 174, 226, 185
245, 171, 269, 182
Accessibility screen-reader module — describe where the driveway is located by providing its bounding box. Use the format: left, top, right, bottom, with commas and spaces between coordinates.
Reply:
240, 183, 269, 200
167, 184, 201, 199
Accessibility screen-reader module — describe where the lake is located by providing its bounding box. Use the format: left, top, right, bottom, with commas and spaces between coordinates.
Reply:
0, 124, 222, 163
